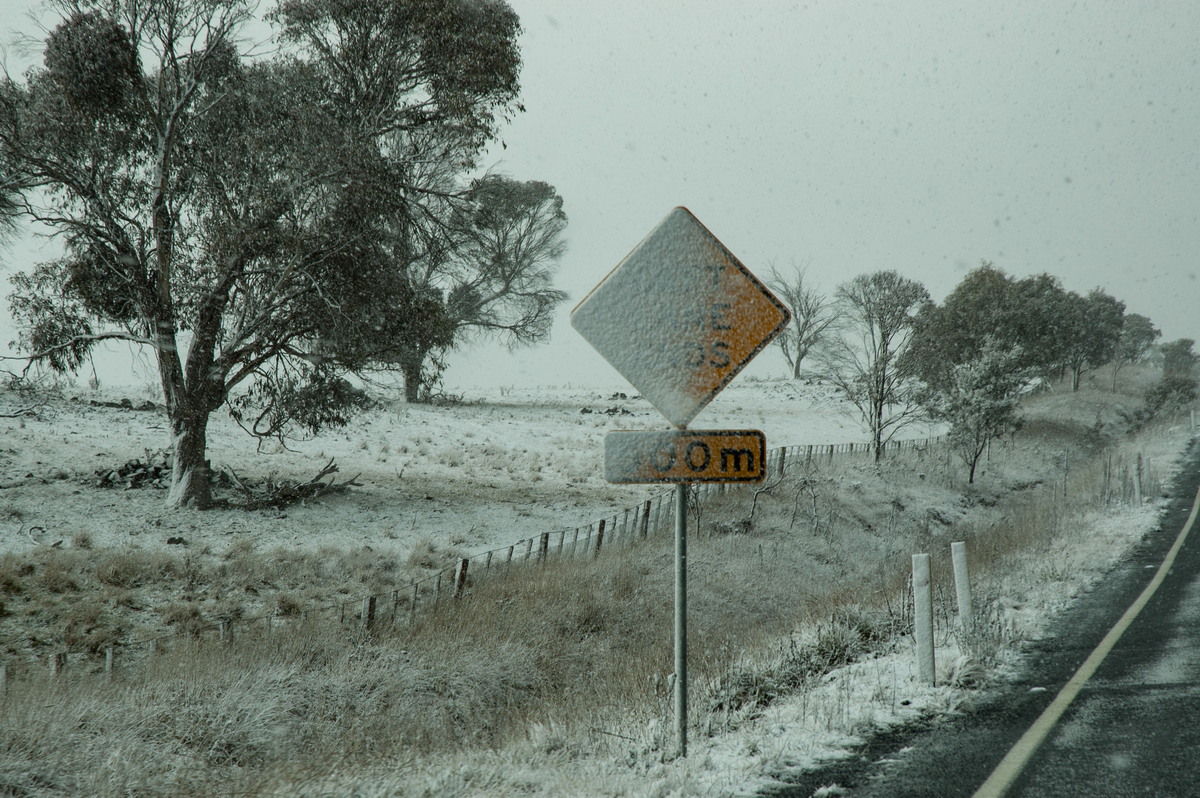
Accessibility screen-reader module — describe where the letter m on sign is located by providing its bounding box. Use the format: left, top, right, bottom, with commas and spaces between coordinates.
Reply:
721, 447, 755, 474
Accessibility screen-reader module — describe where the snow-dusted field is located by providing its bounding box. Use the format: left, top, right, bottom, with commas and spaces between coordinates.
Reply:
0, 376, 1193, 796
0, 378, 919, 558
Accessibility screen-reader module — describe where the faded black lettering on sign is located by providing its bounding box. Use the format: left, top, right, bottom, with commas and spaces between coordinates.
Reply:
605, 430, 767, 484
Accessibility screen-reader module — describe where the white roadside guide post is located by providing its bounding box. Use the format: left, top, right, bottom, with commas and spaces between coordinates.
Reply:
571, 207, 790, 757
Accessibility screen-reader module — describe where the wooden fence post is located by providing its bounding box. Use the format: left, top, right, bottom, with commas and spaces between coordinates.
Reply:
50, 652, 65, 677
1132, 454, 1142, 505
361, 595, 377, 628
409, 582, 419, 626
594, 518, 606, 558
433, 572, 442, 607
0, 664, 6, 696
524, 538, 534, 562
557, 529, 567, 556
538, 532, 550, 563
641, 500, 652, 538
455, 559, 470, 598
219, 621, 230, 643
571, 527, 581, 557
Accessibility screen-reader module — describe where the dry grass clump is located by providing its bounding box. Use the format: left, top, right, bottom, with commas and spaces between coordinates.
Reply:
0, 538, 453, 663
703, 605, 895, 732
406, 537, 464, 571
94, 548, 180, 588
60, 602, 123, 654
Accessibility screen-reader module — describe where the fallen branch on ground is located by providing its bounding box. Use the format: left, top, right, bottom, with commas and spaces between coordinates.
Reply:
225, 458, 362, 509
0, 405, 40, 418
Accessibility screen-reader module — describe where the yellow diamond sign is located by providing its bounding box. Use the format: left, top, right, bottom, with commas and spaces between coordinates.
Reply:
571, 207, 790, 427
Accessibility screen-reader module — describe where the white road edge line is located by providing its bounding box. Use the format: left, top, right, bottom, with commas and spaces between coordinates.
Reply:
972, 472, 1200, 798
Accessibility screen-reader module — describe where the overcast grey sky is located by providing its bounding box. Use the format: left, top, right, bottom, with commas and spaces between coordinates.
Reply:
2, 0, 1198, 391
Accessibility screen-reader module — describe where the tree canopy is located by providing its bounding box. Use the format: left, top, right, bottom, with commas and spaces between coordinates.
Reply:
907, 263, 1129, 394
1111, 312, 1160, 390
0, 0, 560, 508
369, 172, 568, 402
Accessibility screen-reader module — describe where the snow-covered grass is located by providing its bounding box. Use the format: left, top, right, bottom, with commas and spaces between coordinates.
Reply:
0, 368, 1193, 796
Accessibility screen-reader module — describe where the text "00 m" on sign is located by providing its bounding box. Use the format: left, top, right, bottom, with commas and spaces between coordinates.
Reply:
604, 430, 767, 484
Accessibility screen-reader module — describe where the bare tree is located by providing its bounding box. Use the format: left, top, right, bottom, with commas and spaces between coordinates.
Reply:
817, 271, 930, 461
767, 262, 839, 379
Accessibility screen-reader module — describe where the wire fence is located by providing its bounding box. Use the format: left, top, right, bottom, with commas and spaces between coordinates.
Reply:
1, 434, 948, 689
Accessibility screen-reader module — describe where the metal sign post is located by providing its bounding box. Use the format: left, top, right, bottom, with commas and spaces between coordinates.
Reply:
675, 481, 688, 756
571, 207, 789, 758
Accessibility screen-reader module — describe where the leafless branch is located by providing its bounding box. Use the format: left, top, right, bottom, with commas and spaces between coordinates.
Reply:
0, 405, 41, 418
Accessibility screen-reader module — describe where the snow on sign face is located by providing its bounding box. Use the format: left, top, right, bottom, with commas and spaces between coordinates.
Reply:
571, 207, 790, 428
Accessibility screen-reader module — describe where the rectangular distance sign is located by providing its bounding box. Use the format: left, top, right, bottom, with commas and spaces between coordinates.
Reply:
604, 429, 767, 484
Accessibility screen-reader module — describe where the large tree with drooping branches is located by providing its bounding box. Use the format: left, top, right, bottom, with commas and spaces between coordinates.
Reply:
1, 0, 534, 507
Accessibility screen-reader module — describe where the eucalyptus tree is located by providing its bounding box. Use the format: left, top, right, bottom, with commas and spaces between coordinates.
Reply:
1060, 288, 1125, 392
1138, 338, 1198, 421
1160, 338, 1198, 379
369, 172, 568, 403
905, 263, 1015, 395
817, 270, 930, 461
1110, 313, 1160, 390
908, 263, 1131, 394
1, 0, 524, 508
934, 340, 1030, 484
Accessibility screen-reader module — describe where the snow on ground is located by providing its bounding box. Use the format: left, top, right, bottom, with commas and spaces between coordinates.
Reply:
0, 376, 1193, 796
0, 378, 918, 560
675, 502, 1173, 798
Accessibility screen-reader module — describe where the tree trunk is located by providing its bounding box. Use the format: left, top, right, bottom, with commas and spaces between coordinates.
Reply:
166, 409, 213, 509
401, 357, 423, 403
873, 400, 885, 461
968, 446, 983, 484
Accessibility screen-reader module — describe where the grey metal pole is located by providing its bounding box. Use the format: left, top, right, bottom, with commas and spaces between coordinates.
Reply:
675, 481, 688, 757
951, 541, 972, 632
912, 553, 935, 685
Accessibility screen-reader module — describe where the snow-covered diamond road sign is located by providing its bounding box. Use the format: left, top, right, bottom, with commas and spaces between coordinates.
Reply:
605, 429, 767, 484
571, 207, 790, 427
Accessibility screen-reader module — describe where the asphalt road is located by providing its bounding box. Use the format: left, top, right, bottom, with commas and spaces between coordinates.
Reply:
765, 436, 1200, 798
